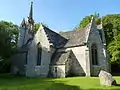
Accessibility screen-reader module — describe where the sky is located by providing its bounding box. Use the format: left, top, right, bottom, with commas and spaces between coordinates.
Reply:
0, 0, 120, 32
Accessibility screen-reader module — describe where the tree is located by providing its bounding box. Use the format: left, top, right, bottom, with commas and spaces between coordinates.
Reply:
0, 21, 19, 72
75, 13, 101, 29
108, 37, 120, 64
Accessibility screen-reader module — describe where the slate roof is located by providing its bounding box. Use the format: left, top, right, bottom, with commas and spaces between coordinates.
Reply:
42, 25, 88, 48
42, 25, 68, 48
59, 28, 87, 47
97, 24, 103, 43
50, 50, 72, 65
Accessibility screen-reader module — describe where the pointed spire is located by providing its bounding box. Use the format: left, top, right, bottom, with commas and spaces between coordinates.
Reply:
29, 1, 33, 20
28, 1, 34, 25
90, 16, 94, 24
20, 18, 26, 27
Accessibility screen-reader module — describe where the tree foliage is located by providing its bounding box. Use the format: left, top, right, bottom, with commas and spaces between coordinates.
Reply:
75, 13, 101, 29
34, 23, 40, 32
0, 21, 19, 58
0, 21, 19, 72
75, 14, 120, 64
34, 23, 48, 32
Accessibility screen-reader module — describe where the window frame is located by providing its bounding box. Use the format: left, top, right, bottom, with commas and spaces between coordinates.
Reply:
91, 43, 98, 65
37, 42, 42, 65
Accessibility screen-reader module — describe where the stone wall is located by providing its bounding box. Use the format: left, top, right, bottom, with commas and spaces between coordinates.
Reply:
11, 52, 27, 75
17, 27, 26, 48
87, 22, 109, 76
26, 25, 55, 77
65, 57, 72, 76
71, 58, 85, 76
58, 46, 89, 76
50, 65, 65, 78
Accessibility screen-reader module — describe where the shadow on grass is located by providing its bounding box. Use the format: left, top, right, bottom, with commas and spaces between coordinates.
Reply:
47, 83, 80, 90
0, 73, 81, 90
0, 74, 120, 90
115, 84, 120, 86
1, 82, 81, 90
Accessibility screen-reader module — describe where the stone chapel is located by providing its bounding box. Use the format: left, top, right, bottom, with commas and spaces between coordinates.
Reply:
11, 2, 110, 77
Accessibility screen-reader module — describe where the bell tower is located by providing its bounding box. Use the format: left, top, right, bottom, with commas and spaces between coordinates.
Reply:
17, 1, 34, 48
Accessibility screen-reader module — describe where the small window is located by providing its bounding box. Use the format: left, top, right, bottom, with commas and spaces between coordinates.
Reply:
37, 42, 42, 65
91, 44, 98, 65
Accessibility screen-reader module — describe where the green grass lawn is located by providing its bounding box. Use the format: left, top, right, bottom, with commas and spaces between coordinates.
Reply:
0, 74, 120, 90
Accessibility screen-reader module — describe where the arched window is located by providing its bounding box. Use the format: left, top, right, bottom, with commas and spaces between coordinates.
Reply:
37, 42, 42, 65
91, 43, 98, 65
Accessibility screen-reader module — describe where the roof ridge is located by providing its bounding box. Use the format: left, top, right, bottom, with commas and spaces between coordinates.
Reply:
59, 24, 90, 34
59, 29, 84, 34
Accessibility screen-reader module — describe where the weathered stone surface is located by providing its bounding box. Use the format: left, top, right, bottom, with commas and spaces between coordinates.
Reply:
99, 70, 117, 86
